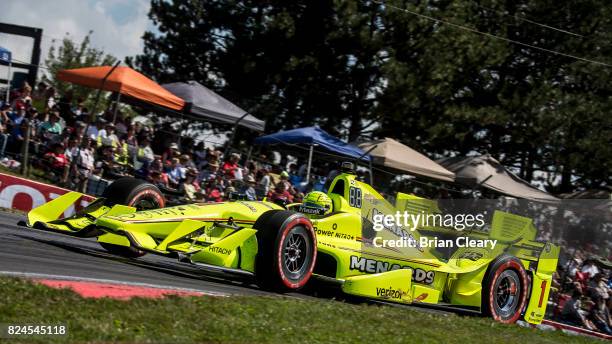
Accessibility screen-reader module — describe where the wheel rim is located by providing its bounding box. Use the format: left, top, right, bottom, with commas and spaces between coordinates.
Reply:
281, 226, 312, 280
132, 197, 159, 211
494, 270, 520, 318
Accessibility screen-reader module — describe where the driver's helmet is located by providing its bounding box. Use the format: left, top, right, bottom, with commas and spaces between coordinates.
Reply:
299, 191, 333, 216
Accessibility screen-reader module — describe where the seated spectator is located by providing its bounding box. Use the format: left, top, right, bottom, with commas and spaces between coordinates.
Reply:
589, 273, 610, 300
582, 259, 600, 279
204, 179, 224, 202
8, 116, 33, 154
279, 171, 295, 194
241, 174, 258, 201
193, 142, 208, 169
99, 123, 119, 147
73, 139, 95, 192
166, 157, 185, 187
123, 126, 138, 154
114, 112, 128, 136
148, 170, 169, 189
11, 83, 32, 110
39, 111, 63, 138
87, 118, 106, 140
222, 153, 240, 179
72, 121, 86, 139
162, 142, 180, 164
561, 289, 589, 328
8, 104, 26, 133
180, 169, 200, 201
0, 104, 10, 158
64, 137, 80, 162
267, 181, 294, 205
590, 295, 612, 334
180, 154, 196, 171
95, 144, 125, 179
44, 143, 69, 183
198, 161, 219, 183
134, 136, 154, 171
257, 168, 271, 194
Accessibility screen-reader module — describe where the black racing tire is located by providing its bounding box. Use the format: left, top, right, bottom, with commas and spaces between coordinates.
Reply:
102, 177, 165, 210
481, 254, 529, 323
99, 242, 147, 258
253, 210, 317, 291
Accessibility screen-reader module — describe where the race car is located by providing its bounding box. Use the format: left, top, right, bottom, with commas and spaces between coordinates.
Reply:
20, 162, 559, 324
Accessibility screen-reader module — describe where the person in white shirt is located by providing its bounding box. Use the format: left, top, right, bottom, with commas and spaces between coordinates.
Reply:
87, 118, 106, 140
258, 168, 271, 194
582, 260, 600, 278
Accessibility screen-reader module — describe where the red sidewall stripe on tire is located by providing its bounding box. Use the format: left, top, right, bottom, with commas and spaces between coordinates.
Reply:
488, 259, 528, 324
276, 216, 317, 289
128, 189, 166, 208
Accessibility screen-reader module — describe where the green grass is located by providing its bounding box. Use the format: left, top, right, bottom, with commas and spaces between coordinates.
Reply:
0, 278, 599, 344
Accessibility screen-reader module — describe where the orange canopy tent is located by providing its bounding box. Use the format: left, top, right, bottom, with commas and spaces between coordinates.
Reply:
57, 66, 185, 111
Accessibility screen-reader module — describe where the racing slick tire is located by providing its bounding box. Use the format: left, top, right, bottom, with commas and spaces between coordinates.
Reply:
481, 254, 529, 323
102, 177, 165, 210
253, 210, 317, 292
99, 178, 164, 258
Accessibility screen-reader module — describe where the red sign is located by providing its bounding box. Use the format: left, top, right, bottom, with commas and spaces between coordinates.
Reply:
0, 173, 95, 215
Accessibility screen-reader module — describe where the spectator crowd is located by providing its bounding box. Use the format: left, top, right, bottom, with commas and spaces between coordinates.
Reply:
552, 245, 612, 335
0, 82, 337, 205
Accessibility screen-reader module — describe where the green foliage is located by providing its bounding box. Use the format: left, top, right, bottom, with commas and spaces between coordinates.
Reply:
44, 31, 117, 107
130, 0, 611, 192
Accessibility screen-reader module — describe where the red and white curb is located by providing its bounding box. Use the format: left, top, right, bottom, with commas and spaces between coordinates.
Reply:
0, 271, 229, 300
517, 319, 612, 340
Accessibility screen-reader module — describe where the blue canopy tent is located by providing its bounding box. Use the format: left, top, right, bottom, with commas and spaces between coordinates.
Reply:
0, 46, 12, 103
254, 126, 371, 181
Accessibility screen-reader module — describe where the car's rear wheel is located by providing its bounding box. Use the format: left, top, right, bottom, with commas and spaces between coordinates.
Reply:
98, 178, 165, 258
481, 254, 529, 323
253, 210, 317, 291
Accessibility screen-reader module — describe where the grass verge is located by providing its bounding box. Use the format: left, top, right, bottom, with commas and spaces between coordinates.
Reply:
0, 277, 599, 344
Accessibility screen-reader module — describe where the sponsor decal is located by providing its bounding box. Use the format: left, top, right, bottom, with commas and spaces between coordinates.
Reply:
414, 293, 429, 302
376, 286, 406, 300
297, 205, 326, 215
238, 201, 258, 212
208, 246, 232, 255
349, 255, 435, 284
0, 173, 94, 214
314, 227, 355, 240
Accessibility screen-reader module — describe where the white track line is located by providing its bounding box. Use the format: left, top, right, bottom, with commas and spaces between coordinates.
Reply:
0, 270, 229, 297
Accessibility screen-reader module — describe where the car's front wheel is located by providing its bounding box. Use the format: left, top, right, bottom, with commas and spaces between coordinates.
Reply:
481, 254, 529, 323
253, 210, 317, 291
98, 178, 165, 258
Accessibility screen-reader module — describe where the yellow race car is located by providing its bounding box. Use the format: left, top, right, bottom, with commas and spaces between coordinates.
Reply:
21, 162, 559, 324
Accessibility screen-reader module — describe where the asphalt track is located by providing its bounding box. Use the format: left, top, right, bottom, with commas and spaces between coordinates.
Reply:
0, 210, 283, 297
0, 210, 462, 316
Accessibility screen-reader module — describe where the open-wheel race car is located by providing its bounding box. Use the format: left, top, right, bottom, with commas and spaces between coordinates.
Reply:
21, 163, 559, 324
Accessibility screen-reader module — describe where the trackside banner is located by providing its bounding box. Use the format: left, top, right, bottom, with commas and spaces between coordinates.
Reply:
0, 173, 94, 214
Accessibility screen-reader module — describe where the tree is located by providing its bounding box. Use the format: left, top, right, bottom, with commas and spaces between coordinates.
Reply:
44, 31, 117, 105
131, 0, 611, 193
128, 0, 387, 141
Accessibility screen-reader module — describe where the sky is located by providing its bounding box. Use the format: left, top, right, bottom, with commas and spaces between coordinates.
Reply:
0, 0, 153, 75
